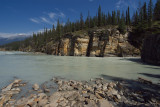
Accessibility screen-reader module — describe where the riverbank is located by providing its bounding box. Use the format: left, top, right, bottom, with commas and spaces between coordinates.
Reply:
0, 77, 160, 107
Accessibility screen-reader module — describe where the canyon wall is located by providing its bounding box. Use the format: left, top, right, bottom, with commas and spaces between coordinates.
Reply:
27, 28, 140, 57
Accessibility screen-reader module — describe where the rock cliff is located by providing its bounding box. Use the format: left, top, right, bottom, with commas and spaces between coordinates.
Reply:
23, 28, 140, 57
141, 34, 160, 65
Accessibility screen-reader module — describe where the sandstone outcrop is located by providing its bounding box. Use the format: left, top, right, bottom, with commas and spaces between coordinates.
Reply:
42, 28, 140, 57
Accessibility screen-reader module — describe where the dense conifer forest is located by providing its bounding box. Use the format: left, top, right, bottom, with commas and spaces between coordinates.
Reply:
1, 0, 160, 51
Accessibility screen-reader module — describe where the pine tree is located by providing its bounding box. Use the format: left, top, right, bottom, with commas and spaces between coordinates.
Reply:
112, 11, 117, 25
126, 10, 128, 25
118, 15, 126, 34
143, 2, 147, 21
56, 19, 61, 38
98, 5, 102, 27
148, 0, 153, 27
80, 13, 84, 30
154, 0, 160, 21
128, 6, 130, 25
143, 2, 148, 28
117, 10, 120, 24
133, 11, 139, 26
102, 12, 106, 26
71, 22, 75, 32
107, 12, 112, 25
85, 11, 90, 29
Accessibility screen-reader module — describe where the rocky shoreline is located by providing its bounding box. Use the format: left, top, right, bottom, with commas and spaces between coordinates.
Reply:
0, 77, 160, 107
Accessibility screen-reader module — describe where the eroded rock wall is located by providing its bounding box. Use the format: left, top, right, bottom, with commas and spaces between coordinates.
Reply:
42, 28, 140, 57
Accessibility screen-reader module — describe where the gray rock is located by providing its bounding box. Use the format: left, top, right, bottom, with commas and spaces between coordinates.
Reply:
98, 99, 114, 107
32, 84, 39, 91
13, 79, 22, 84
2, 83, 13, 92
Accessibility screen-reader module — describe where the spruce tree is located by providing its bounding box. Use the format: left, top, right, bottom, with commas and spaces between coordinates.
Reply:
143, 2, 148, 28
154, 0, 160, 21
85, 11, 90, 28
80, 13, 84, 30
112, 11, 117, 25
98, 5, 102, 27
107, 12, 112, 25
56, 19, 61, 38
143, 2, 147, 21
128, 6, 130, 25
117, 10, 120, 24
126, 10, 128, 25
148, 0, 153, 27
133, 11, 139, 26
118, 16, 126, 34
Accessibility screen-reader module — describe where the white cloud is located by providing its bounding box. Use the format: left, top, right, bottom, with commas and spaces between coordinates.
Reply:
0, 32, 31, 38
116, 0, 127, 9
116, 0, 137, 10
41, 17, 52, 24
59, 12, 65, 18
30, 18, 40, 23
0, 29, 46, 38
30, 9, 66, 25
48, 12, 56, 19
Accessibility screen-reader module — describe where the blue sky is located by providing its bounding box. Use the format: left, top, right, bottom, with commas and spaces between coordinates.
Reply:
0, 0, 156, 37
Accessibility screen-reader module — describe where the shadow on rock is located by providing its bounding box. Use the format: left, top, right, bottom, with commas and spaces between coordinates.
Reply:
101, 74, 160, 105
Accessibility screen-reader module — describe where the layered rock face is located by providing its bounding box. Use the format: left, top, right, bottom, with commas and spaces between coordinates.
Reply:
43, 28, 140, 57
141, 34, 160, 65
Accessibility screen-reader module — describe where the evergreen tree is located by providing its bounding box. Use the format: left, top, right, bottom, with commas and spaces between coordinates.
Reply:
107, 12, 112, 25
56, 19, 62, 38
126, 10, 128, 25
80, 13, 84, 30
143, 2, 147, 21
128, 6, 130, 25
112, 11, 117, 25
117, 10, 120, 24
52, 24, 55, 32
98, 5, 102, 27
148, 0, 153, 27
118, 15, 126, 34
133, 11, 139, 26
85, 11, 90, 28
71, 22, 75, 32
102, 12, 106, 26
154, 0, 160, 21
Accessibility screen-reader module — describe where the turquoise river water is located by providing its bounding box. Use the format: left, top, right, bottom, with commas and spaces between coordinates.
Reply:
0, 51, 160, 89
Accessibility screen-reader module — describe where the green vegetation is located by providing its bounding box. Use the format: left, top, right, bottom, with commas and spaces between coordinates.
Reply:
128, 0, 160, 49
1, 0, 160, 53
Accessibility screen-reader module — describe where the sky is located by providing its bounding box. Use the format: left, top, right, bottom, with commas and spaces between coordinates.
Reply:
0, 0, 157, 38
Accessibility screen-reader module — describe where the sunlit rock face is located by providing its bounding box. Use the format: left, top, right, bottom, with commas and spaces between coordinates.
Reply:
141, 34, 160, 65
39, 28, 140, 57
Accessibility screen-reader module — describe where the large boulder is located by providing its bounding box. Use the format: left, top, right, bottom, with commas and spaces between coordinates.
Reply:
141, 34, 160, 65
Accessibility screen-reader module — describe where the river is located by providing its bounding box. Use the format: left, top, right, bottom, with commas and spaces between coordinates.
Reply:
0, 51, 160, 89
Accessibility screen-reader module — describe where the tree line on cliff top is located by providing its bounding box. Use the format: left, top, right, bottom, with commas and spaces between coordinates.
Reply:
2, 0, 160, 51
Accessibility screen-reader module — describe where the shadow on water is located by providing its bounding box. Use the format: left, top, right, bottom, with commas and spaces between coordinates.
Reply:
120, 57, 160, 67
139, 73, 160, 79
